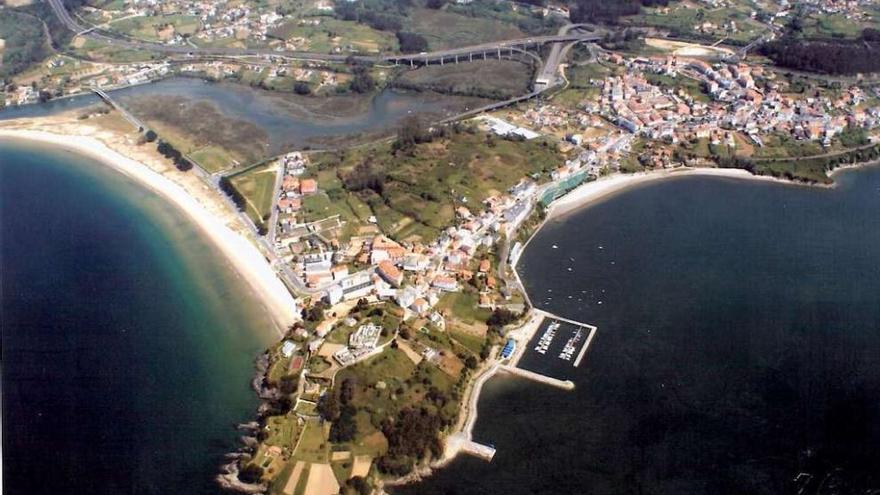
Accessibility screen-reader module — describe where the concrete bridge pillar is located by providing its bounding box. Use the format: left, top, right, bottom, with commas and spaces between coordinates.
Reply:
410, 59, 414, 68
469, 53, 473, 62
454, 55, 458, 64
440, 56, 444, 65
497, 48, 501, 59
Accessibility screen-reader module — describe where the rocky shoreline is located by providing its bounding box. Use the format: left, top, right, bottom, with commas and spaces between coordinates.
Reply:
217, 352, 279, 494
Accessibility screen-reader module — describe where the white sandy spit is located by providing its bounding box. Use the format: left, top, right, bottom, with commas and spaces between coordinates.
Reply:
0, 129, 299, 332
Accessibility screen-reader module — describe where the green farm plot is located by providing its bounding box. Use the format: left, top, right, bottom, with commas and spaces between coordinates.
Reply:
294, 420, 330, 464
272, 17, 397, 53
107, 14, 201, 42
802, 13, 875, 39
627, 4, 766, 43
230, 165, 278, 224
449, 327, 485, 355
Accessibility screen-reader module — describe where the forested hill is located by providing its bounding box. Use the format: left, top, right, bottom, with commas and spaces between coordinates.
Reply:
759, 30, 880, 76
568, 0, 675, 24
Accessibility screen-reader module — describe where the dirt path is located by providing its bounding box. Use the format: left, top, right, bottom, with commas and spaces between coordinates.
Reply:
303, 463, 340, 495
282, 461, 305, 495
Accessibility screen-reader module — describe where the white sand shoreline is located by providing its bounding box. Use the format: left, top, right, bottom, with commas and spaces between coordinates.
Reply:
547, 167, 814, 219
0, 129, 298, 333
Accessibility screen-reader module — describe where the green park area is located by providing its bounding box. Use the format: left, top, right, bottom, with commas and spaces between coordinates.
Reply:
229, 164, 278, 225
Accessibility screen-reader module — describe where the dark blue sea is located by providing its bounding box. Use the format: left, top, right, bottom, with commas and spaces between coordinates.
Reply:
401, 167, 880, 495
1, 139, 277, 493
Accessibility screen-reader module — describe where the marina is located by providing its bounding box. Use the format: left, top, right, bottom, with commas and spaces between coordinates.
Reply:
522, 312, 598, 370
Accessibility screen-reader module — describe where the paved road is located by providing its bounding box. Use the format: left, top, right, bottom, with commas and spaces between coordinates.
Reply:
536, 23, 600, 86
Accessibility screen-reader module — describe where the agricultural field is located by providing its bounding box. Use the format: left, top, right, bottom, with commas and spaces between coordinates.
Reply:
624, 2, 767, 44
308, 126, 562, 243
271, 16, 398, 53
799, 8, 880, 40
69, 36, 156, 63
105, 14, 201, 42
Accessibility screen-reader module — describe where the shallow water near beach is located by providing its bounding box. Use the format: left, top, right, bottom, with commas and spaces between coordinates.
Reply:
400, 167, 880, 494
1, 139, 276, 493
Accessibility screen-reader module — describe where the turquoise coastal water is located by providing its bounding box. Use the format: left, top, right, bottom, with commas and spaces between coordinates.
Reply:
1, 139, 277, 493
402, 167, 880, 494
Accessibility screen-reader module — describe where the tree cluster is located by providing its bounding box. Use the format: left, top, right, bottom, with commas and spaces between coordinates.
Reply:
334, 0, 411, 32
393, 115, 432, 152
759, 37, 880, 75
377, 407, 444, 476
487, 308, 518, 328
293, 81, 312, 95
567, 0, 675, 24
569, 0, 641, 24
156, 141, 193, 171
219, 176, 246, 210
395, 31, 429, 53
237, 464, 264, 484
319, 378, 358, 443
343, 159, 387, 195
302, 300, 329, 322
350, 66, 376, 94
0, 11, 49, 77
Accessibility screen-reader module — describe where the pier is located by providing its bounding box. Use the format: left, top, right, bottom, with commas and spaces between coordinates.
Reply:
498, 364, 575, 390
443, 432, 496, 462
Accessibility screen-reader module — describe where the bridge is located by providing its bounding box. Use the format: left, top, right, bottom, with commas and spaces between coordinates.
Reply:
91, 88, 148, 132
383, 31, 602, 67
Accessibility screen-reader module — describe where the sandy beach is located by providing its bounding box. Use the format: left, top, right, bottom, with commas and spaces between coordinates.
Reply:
0, 128, 299, 332
547, 167, 808, 219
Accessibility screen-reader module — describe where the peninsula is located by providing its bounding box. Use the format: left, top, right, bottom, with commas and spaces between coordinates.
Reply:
3, 0, 880, 494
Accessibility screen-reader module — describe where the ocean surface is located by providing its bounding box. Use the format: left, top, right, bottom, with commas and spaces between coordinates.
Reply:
401, 167, 880, 495
1, 139, 277, 493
